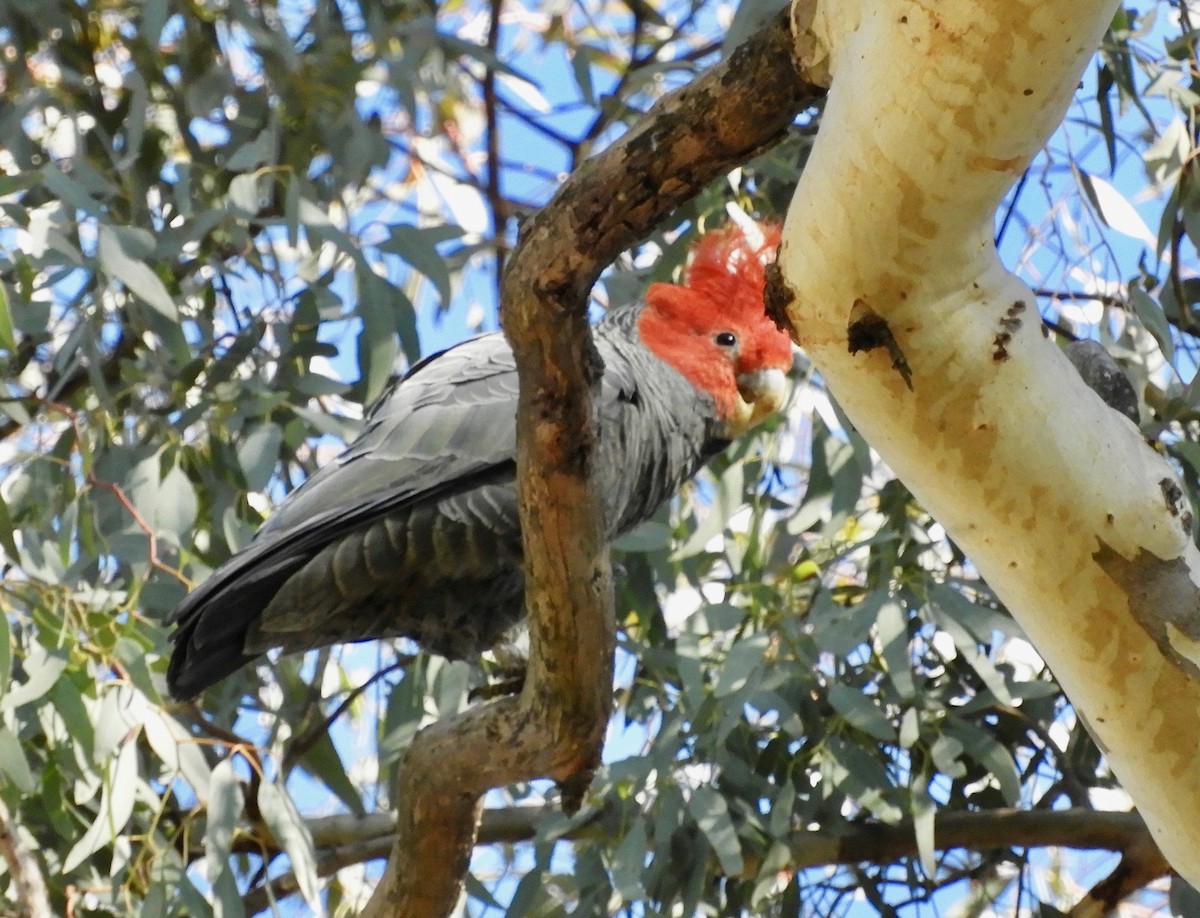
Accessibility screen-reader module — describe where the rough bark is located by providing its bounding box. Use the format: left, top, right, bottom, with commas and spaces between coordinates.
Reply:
360, 11, 824, 916
777, 0, 1200, 884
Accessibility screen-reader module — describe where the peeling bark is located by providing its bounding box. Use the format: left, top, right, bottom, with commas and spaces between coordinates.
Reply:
361, 11, 824, 916
779, 0, 1200, 884
1095, 544, 1200, 679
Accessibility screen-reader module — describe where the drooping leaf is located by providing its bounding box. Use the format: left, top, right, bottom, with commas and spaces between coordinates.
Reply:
236, 423, 283, 493
827, 682, 895, 742
0, 724, 34, 792
62, 738, 140, 873
258, 780, 322, 912
97, 225, 179, 321
206, 758, 244, 885
688, 786, 744, 877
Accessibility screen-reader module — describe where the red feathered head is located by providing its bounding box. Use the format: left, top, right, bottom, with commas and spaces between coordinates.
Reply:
638, 221, 794, 433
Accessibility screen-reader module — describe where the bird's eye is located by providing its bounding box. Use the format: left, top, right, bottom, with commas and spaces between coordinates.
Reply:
715, 331, 737, 348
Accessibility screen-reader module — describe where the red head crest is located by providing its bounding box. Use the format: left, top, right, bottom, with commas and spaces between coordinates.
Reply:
638, 221, 794, 429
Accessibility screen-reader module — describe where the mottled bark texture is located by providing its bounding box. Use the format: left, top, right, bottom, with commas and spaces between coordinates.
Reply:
361, 9, 825, 916
778, 0, 1200, 887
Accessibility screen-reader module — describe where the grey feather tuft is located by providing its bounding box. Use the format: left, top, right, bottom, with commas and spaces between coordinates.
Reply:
1064, 339, 1140, 425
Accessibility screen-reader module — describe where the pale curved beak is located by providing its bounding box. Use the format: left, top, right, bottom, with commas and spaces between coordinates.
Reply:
728, 367, 789, 435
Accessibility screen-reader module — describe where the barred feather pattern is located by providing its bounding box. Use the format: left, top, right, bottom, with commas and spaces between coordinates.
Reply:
166, 304, 724, 697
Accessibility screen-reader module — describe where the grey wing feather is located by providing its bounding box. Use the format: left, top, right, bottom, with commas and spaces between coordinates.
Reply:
1064, 339, 1140, 424
166, 313, 716, 699
260, 335, 521, 537
166, 333, 524, 696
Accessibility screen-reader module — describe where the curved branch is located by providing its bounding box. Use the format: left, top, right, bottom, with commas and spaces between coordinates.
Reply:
359, 8, 824, 917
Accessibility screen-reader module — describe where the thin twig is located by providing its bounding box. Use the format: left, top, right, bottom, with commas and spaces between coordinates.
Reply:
283, 657, 411, 767
483, 0, 507, 294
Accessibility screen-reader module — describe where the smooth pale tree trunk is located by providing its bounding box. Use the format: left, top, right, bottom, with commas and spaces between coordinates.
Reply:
777, 0, 1200, 884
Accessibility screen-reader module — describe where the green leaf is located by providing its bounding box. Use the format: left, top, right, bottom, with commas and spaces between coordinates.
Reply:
0, 611, 11, 699
227, 172, 263, 213
0, 724, 34, 792
767, 778, 795, 838
205, 759, 243, 885
143, 709, 212, 803
1128, 285, 1175, 364
97, 225, 179, 321
93, 683, 143, 761
827, 682, 894, 741
294, 728, 365, 818
944, 719, 1021, 805
3, 645, 67, 710
930, 734, 967, 779
380, 223, 464, 308
258, 781, 321, 911
213, 865, 246, 918
356, 270, 401, 404
139, 0, 169, 44
1076, 168, 1156, 249
925, 598, 1015, 707
62, 738, 139, 873
674, 461, 745, 560
898, 707, 920, 750
285, 171, 301, 247
821, 736, 904, 823
911, 782, 937, 876
236, 423, 283, 492
571, 45, 596, 106
714, 632, 769, 698
0, 283, 15, 352
40, 163, 105, 217
687, 786, 743, 877
875, 599, 916, 702
155, 461, 199, 547
226, 125, 279, 172
610, 821, 648, 901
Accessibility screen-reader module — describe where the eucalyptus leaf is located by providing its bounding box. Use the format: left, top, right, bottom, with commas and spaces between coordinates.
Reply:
258, 781, 322, 913
206, 759, 244, 885
0, 724, 34, 792
62, 738, 139, 873
688, 787, 744, 877
97, 225, 179, 321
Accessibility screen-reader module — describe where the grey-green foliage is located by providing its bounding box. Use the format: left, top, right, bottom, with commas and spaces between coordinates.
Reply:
0, 0, 1193, 915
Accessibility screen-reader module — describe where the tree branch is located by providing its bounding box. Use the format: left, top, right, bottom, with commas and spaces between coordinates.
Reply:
359, 9, 823, 917
777, 0, 1200, 886
0, 796, 52, 918
246, 805, 1168, 915
1067, 830, 1172, 918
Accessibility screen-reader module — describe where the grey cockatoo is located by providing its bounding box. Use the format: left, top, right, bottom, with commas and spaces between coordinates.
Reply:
166, 222, 794, 697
